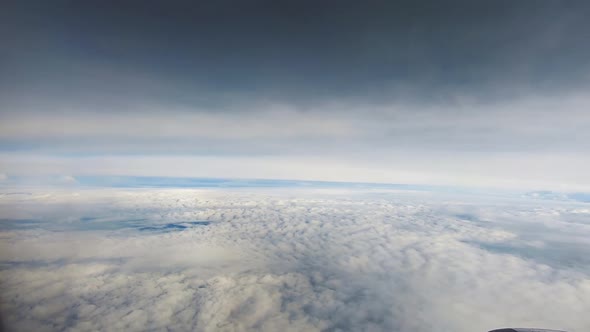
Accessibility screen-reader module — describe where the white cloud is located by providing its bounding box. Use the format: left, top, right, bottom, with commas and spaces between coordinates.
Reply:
0, 188, 589, 331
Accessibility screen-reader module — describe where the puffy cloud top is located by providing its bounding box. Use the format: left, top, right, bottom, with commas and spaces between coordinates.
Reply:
0, 188, 589, 331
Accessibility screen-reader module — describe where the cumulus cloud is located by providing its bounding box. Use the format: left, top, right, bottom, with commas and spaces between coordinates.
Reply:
0, 188, 589, 331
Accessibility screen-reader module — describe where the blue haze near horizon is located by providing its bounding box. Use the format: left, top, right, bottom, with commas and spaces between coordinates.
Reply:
3, 175, 590, 204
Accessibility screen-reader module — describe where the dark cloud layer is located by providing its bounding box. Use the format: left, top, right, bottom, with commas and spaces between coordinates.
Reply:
2, 1, 590, 108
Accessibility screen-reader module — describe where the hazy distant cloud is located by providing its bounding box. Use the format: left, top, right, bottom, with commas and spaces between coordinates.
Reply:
0, 90, 589, 191
56, 175, 77, 185
0, 107, 360, 141
2, 91, 590, 150
2, 152, 590, 191
0, 188, 589, 331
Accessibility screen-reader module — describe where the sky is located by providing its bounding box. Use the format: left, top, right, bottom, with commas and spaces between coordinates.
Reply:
1, 0, 590, 191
